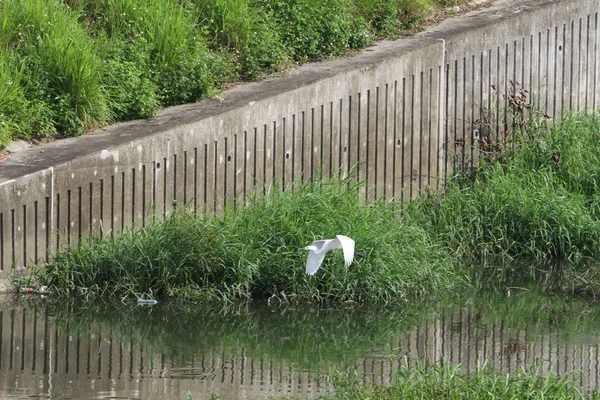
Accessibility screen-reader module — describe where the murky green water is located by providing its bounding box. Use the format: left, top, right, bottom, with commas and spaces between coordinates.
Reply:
0, 283, 599, 399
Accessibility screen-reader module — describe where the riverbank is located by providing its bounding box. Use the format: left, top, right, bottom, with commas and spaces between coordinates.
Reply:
21, 112, 600, 302
0, 0, 482, 150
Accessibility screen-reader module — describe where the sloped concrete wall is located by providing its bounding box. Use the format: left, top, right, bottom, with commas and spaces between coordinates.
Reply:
0, 0, 598, 269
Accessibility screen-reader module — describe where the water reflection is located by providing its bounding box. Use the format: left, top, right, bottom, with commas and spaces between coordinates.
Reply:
0, 285, 599, 399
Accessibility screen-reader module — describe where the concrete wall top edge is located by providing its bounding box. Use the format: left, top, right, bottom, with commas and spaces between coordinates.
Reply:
0, 0, 568, 184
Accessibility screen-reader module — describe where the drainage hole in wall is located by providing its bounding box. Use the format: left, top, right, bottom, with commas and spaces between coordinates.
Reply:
343, 146, 348, 152
156, 162, 161, 169
397, 139, 402, 146
285, 152, 290, 160
558, 45, 562, 51
227, 155, 232, 162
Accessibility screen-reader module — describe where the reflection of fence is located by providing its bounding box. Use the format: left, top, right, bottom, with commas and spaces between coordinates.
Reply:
0, 0, 598, 269
0, 303, 331, 399
1, 302, 598, 399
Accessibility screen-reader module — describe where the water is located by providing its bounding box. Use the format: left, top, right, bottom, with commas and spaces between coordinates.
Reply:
0, 284, 599, 399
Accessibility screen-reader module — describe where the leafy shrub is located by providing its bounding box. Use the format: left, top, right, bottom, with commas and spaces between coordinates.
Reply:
264, 0, 371, 62
98, 37, 158, 120
355, 0, 429, 35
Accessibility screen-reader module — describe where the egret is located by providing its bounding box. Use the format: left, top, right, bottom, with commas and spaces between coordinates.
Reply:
302, 235, 355, 276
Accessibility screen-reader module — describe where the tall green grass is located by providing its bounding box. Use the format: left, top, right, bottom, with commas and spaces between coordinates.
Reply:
328, 359, 593, 399
401, 113, 600, 295
0, 51, 52, 143
408, 114, 600, 262
0, 0, 109, 135
193, 0, 286, 80
33, 180, 461, 304
0, 0, 461, 148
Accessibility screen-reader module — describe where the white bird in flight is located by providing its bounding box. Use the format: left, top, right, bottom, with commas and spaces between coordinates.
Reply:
302, 235, 355, 276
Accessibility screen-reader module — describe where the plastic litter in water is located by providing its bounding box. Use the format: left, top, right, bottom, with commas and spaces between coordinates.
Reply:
137, 298, 158, 305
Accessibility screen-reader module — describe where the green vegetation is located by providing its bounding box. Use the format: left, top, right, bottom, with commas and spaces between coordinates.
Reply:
406, 113, 600, 294
327, 360, 594, 399
39, 296, 435, 366
0, 0, 459, 148
27, 113, 600, 302
410, 114, 600, 262
34, 180, 460, 303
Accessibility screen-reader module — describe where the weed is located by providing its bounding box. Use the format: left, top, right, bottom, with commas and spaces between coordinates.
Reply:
0, 0, 110, 135
328, 359, 591, 399
0, 0, 473, 147
405, 113, 600, 294
33, 178, 462, 303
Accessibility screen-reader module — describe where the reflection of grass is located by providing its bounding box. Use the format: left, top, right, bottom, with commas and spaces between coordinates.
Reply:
37, 295, 440, 368
445, 277, 600, 337
22, 281, 600, 372
14, 281, 600, 399
327, 359, 594, 399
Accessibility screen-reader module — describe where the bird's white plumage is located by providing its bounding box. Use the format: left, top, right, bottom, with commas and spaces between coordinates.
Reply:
302, 235, 355, 275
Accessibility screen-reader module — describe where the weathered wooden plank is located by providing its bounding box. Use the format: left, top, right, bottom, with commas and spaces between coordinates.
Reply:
112, 169, 124, 235
232, 133, 244, 207
420, 70, 432, 194
215, 136, 227, 213
374, 84, 387, 200
255, 125, 266, 195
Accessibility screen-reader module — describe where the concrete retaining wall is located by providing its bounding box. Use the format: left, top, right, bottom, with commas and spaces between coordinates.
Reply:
0, 0, 598, 269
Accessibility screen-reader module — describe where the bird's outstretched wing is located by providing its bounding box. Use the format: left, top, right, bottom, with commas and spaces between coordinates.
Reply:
336, 235, 355, 267
306, 250, 328, 275
309, 240, 327, 250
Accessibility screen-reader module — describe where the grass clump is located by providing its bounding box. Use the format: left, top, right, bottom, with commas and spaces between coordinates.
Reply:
328, 360, 592, 399
409, 114, 600, 262
0, 52, 52, 144
33, 180, 461, 304
403, 113, 600, 295
0, 0, 109, 136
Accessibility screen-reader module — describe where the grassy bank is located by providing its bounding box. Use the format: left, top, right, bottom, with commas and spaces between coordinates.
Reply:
27, 113, 600, 302
407, 113, 600, 294
409, 114, 600, 262
33, 180, 460, 303
0, 0, 460, 148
